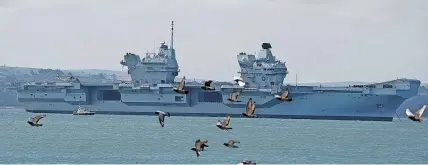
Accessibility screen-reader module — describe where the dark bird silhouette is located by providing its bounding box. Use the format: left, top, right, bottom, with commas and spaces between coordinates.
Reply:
27, 114, 46, 127
191, 139, 209, 157
223, 140, 240, 148
201, 80, 215, 90
227, 92, 241, 102
216, 115, 232, 131
154, 110, 170, 127
275, 88, 292, 102
238, 160, 257, 165
406, 105, 426, 122
199, 140, 209, 151
242, 98, 257, 118
173, 76, 189, 94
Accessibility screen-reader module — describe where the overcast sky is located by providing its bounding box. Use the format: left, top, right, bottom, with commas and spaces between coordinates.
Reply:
0, 0, 427, 83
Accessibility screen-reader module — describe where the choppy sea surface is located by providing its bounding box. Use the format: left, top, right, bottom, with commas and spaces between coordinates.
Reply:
0, 109, 427, 164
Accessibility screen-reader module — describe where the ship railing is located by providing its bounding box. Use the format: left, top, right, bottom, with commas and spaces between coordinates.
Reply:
140, 84, 151, 89
258, 88, 273, 93
55, 82, 74, 86
118, 83, 134, 87
157, 84, 174, 88
23, 82, 73, 87
220, 85, 245, 89
244, 88, 259, 92
146, 70, 176, 72
141, 58, 167, 63
127, 85, 153, 90
313, 86, 364, 91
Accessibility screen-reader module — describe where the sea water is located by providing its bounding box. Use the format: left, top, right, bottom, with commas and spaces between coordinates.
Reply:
0, 110, 427, 164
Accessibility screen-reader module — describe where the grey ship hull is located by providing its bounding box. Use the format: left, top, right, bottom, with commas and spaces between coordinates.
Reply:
19, 79, 420, 122
23, 96, 401, 121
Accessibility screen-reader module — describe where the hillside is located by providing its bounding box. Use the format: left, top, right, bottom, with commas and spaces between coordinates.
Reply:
0, 66, 129, 106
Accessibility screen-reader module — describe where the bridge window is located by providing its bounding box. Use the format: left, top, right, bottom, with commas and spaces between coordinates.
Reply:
270, 82, 274, 85
161, 80, 165, 83
383, 84, 393, 88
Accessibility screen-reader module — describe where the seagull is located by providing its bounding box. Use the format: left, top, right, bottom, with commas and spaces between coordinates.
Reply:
27, 114, 46, 127
242, 98, 257, 118
154, 110, 170, 127
223, 140, 240, 148
406, 105, 426, 122
173, 76, 189, 94
216, 115, 232, 131
201, 80, 215, 90
275, 88, 292, 102
233, 76, 246, 87
191, 139, 209, 157
227, 92, 242, 102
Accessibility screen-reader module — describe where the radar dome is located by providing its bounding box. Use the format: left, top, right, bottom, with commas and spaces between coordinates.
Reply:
262, 43, 272, 49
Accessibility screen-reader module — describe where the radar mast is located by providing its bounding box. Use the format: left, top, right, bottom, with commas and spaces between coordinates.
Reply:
170, 21, 174, 49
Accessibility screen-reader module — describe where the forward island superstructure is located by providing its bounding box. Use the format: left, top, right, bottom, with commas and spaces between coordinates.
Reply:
12, 21, 421, 121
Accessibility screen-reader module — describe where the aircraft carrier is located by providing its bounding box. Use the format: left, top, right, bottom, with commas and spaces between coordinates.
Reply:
11, 21, 421, 121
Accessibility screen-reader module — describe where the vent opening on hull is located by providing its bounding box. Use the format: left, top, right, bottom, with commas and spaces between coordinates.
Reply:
198, 92, 223, 103
97, 90, 121, 101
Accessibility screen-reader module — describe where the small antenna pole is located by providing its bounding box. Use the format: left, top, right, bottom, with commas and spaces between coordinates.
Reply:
295, 74, 298, 87
170, 21, 174, 49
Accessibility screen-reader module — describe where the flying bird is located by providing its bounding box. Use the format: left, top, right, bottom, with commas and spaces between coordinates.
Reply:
242, 98, 257, 118
199, 140, 209, 151
155, 110, 170, 127
216, 115, 232, 130
275, 88, 292, 102
223, 140, 240, 148
201, 80, 215, 90
191, 139, 209, 157
27, 114, 46, 127
233, 76, 246, 87
237, 160, 257, 165
227, 92, 242, 102
406, 105, 426, 122
173, 76, 189, 94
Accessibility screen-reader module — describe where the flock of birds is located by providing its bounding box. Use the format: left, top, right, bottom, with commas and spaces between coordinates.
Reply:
25, 76, 292, 164
25, 76, 427, 164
